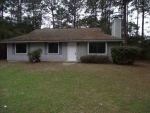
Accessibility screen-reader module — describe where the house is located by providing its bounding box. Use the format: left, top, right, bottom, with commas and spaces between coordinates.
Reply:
1, 17, 124, 62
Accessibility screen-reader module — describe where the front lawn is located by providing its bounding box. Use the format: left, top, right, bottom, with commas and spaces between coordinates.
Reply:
0, 61, 150, 113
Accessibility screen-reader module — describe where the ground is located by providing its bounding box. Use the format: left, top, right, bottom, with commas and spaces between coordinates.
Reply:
0, 60, 150, 113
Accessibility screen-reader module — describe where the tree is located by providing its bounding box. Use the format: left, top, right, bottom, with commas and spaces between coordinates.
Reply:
114, 0, 132, 45
86, 0, 99, 20
99, 0, 114, 34
25, 0, 43, 29
78, 15, 99, 28
0, 0, 5, 22
17, 0, 23, 23
140, 0, 150, 39
43, 0, 57, 29
128, 22, 139, 36
131, 0, 140, 36
54, 6, 69, 28
123, 0, 132, 45
64, 0, 84, 28
84, 0, 114, 33
4, 0, 24, 23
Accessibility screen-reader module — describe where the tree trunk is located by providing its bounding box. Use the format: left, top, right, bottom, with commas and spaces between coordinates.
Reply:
123, 1, 127, 46
52, 10, 55, 29
141, 1, 144, 39
127, 3, 129, 38
17, 0, 19, 23
60, 13, 62, 28
1, 0, 4, 22
136, 8, 139, 36
18, 1, 22, 23
19, 0, 22, 23
73, 8, 76, 28
73, 13, 76, 28
104, 8, 107, 33
32, 1, 35, 28
136, 0, 139, 36
11, 2, 15, 24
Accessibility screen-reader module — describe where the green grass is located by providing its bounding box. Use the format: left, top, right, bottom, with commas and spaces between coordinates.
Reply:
0, 61, 150, 113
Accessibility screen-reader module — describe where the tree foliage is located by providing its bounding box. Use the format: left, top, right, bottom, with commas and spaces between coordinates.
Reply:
0, 0, 149, 42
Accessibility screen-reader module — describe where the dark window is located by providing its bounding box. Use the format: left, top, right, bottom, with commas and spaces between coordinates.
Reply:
48, 43, 58, 53
16, 43, 27, 53
89, 42, 105, 53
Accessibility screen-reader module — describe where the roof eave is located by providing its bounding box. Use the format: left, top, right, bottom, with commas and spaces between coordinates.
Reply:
1, 39, 124, 43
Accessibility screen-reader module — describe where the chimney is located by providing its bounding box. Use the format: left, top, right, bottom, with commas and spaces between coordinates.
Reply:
111, 15, 121, 38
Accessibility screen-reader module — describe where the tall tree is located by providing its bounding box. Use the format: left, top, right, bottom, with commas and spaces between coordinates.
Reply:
115, 0, 132, 45
140, 0, 145, 39
123, 0, 132, 45
25, 0, 43, 29
140, 0, 150, 39
44, 0, 57, 29
64, 0, 84, 28
0, 0, 5, 22
8, 0, 14, 23
86, 0, 100, 22
17, 0, 23, 23
99, 0, 114, 34
54, 6, 69, 28
131, 0, 140, 36
128, 21, 139, 36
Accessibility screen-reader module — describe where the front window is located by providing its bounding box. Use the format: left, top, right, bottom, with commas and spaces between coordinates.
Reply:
89, 42, 105, 54
48, 43, 59, 53
16, 43, 27, 53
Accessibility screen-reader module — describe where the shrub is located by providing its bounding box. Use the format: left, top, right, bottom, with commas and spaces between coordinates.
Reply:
27, 48, 42, 63
111, 46, 142, 65
80, 55, 110, 64
142, 39, 150, 60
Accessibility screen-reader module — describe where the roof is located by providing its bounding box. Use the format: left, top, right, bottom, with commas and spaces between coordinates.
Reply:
1, 28, 124, 43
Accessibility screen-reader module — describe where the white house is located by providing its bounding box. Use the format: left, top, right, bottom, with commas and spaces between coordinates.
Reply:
1, 17, 123, 62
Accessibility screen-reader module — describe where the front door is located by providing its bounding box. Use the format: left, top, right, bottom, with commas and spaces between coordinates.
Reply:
67, 42, 77, 61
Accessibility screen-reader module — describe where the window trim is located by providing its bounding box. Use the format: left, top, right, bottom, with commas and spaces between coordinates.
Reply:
47, 42, 59, 54
15, 43, 27, 54
87, 42, 107, 55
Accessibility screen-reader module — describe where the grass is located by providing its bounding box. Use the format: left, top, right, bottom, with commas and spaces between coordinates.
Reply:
0, 61, 150, 113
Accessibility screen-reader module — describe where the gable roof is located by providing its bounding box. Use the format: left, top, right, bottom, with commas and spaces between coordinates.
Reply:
1, 28, 124, 43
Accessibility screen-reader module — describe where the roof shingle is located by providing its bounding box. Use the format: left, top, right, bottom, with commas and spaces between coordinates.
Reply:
1, 28, 123, 43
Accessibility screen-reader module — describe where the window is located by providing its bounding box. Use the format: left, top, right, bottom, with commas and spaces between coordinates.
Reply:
89, 42, 105, 54
16, 43, 27, 53
48, 43, 59, 53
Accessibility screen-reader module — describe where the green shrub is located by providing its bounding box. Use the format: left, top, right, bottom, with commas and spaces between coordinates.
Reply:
111, 46, 142, 65
80, 55, 110, 64
27, 48, 42, 63
142, 39, 150, 60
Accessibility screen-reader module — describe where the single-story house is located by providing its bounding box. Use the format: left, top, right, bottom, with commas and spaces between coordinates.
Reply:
1, 17, 124, 62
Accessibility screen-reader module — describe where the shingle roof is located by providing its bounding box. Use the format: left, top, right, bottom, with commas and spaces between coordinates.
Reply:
1, 28, 124, 43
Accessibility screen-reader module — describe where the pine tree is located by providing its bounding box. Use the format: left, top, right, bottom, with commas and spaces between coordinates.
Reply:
25, 0, 43, 29
64, 0, 84, 28
43, 0, 58, 29
54, 6, 69, 28
140, 0, 150, 39
0, 0, 5, 22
